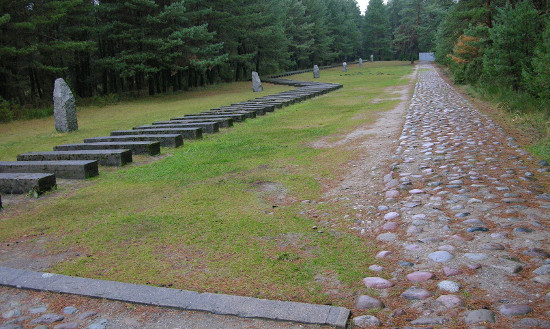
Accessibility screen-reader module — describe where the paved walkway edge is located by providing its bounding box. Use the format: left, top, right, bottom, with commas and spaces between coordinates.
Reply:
0, 266, 350, 327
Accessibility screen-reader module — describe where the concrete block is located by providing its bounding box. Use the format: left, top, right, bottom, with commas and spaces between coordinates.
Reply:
17, 150, 132, 167
0, 173, 56, 194
0, 160, 98, 179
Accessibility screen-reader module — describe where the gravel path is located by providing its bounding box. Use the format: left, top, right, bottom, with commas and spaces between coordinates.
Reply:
352, 65, 550, 328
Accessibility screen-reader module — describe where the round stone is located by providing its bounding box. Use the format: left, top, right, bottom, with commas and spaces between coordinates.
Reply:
533, 275, 550, 284
465, 309, 496, 324
467, 227, 489, 233
384, 212, 400, 220
355, 295, 384, 309
499, 304, 533, 316
409, 189, 425, 194
407, 226, 423, 234
381, 222, 399, 231
406, 271, 434, 282
78, 311, 98, 320
54, 323, 80, 329
436, 294, 464, 308
443, 266, 462, 276
481, 243, 505, 250
412, 214, 426, 220
2, 309, 22, 319
29, 306, 48, 314
522, 248, 550, 258
438, 280, 460, 292
369, 265, 383, 272
31, 313, 65, 325
428, 251, 454, 262
401, 287, 431, 300
398, 261, 415, 267
63, 307, 78, 315
438, 245, 456, 251
533, 265, 550, 275
375, 250, 392, 259
463, 218, 484, 225
353, 315, 382, 327
376, 232, 397, 242
455, 212, 470, 218
385, 190, 399, 198
363, 277, 394, 289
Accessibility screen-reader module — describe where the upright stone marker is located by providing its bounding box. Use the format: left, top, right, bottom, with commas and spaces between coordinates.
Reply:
53, 78, 78, 132
370, 54, 374, 62
342, 62, 347, 72
313, 65, 320, 78
359, 58, 363, 67
251, 71, 263, 92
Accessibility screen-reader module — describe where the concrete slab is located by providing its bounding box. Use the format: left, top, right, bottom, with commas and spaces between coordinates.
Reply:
0, 266, 349, 328
135, 121, 219, 134
111, 128, 202, 140
84, 135, 183, 148
0, 173, 56, 194
0, 160, 98, 179
54, 142, 161, 156
153, 118, 233, 128
175, 114, 246, 122
17, 150, 132, 167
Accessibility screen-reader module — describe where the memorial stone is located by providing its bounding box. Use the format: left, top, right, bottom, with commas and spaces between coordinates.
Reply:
370, 54, 374, 62
342, 62, 347, 72
53, 78, 78, 132
252, 71, 263, 92
359, 58, 363, 67
313, 65, 320, 78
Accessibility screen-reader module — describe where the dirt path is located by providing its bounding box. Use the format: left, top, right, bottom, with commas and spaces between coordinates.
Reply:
347, 64, 550, 328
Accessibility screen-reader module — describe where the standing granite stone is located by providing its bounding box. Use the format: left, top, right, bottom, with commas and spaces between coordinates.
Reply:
370, 54, 374, 62
251, 71, 263, 92
359, 58, 363, 67
53, 78, 78, 132
342, 62, 347, 72
313, 65, 320, 78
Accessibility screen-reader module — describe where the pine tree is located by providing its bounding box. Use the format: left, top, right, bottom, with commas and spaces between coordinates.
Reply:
483, 0, 542, 91
523, 19, 550, 100
364, 0, 392, 60
283, 0, 315, 69
303, 0, 335, 65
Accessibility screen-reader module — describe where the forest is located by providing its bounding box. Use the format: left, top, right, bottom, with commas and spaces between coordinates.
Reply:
0, 0, 549, 123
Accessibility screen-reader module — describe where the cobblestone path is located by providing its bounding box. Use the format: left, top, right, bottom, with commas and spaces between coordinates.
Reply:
353, 65, 550, 328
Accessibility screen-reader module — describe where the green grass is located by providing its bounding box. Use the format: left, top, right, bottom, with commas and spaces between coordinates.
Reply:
446, 69, 550, 162
0, 61, 414, 307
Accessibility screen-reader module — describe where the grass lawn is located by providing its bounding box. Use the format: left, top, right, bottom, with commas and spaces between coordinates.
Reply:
0, 62, 414, 308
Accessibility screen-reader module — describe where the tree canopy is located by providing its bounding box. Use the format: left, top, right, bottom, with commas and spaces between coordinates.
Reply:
1, 0, 548, 117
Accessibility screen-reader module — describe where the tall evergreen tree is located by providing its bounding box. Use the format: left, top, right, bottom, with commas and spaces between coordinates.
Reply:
364, 0, 392, 60
283, 0, 314, 69
523, 18, 550, 100
303, 0, 335, 65
483, 0, 543, 91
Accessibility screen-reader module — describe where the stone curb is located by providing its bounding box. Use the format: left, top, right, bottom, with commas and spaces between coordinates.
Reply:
0, 266, 349, 328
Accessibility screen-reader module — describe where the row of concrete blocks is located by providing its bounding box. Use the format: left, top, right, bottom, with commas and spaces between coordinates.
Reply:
0, 79, 342, 197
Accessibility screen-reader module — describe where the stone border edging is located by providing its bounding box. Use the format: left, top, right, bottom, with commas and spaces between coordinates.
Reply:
0, 266, 350, 328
